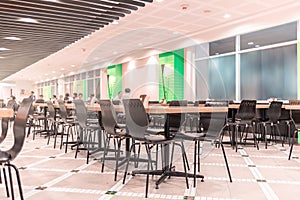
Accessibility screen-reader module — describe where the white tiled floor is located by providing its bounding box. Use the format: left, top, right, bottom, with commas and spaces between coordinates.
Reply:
1, 128, 300, 200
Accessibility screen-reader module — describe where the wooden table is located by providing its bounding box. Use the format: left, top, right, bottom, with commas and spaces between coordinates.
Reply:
0, 108, 14, 118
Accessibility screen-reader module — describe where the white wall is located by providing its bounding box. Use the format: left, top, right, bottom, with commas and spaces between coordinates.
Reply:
122, 56, 159, 101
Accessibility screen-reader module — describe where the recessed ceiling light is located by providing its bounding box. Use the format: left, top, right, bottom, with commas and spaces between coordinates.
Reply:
71, 64, 75, 67
0, 56, 4, 59
4, 36, 21, 41
248, 42, 254, 45
52, 71, 56, 73
223, 14, 231, 19
17, 18, 39, 23
156, 0, 164, 2
255, 44, 260, 48
61, 68, 65, 71
0, 47, 10, 51
112, 20, 119, 25
215, 53, 219, 55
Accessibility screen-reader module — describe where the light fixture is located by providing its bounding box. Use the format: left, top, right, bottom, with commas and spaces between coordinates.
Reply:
71, 64, 75, 67
0, 56, 4, 59
255, 44, 260, 48
248, 42, 254, 45
156, 0, 164, 2
223, 13, 231, 19
17, 18, 39, 23
4, 36, 21, 41
0, 47, 10, 51
61, 68, 65, 71
52, 71, 56, 73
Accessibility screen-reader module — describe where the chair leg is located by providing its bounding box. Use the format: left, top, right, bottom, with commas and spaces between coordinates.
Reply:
9, 163, 24, 200
3, 168, 10, 197
180, 141, 190, 171
193, 140, 197, 188
145, 144, 151, 198
7, 164, 15, 200
101, 136, 110, 173
220, 143, 232, 182
288, 130, 297, 160
123, 144, 134, 184
114, 138, 122, 181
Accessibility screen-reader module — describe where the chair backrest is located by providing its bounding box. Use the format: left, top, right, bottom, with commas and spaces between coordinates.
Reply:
167, 100, 187, 133
200, 100, 229, 132
73, 99, 87, 127
6, 99, 19, 112
58, 100, 68, 121
99, 100, 118, 135
9, 98, 33, 160
0, 118, 9, 144
46, 101, 56, 120
267, 101, 283, 122
140, 94, 147, 103
289, 99, 300, 105
205, 100, 229, 107
123, 99, 149, 140
235, 100, 257, 120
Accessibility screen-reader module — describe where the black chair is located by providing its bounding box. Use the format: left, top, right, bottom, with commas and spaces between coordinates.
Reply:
228, 100, 258, 151
288, 108, 300, 160
260, 101, 283, 149
99, 100, 128, 181
73, 99, 101, 164
46, 101, 61, 148
0, 118, 9, 144
122, 99, 177, 198
0, 98, 33, 200
57, 100, 77, 153
176, 110, 232, 187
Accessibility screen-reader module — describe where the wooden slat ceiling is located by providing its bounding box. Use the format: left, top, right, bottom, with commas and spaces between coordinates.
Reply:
0, 0, 153, 81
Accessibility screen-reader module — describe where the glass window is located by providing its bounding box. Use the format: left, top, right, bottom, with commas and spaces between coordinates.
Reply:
95, 69, 101, 77
240, 44, 297, 99
241, 22, 297, 50
64, 76, 69, 82
81, 72, 86, 80
75, 74, 81, 81
95, 78, 101, 99
87, 79, 94, 98
88, 70, 94, 79
69, 75, 74, 82
209, 37, 235, 56
195, 55, 236, 100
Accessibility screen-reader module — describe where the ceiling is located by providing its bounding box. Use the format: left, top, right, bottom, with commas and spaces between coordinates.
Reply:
0, 0, 153, 81
2, 0, 300, 83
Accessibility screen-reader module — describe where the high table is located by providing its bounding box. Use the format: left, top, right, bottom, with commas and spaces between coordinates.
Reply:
0, 108, 14, 118
124, 105, 229, 189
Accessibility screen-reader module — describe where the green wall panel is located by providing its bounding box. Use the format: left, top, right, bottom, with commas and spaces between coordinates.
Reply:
43, 86, 51, 100
74, 80, 86, 100
107, 64, 122, 99
159, 49, 184, 101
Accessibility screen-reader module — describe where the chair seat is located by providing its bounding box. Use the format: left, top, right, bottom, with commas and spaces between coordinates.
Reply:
145, 133, 167, 142
0, 151, 11, 162
176, 132, 206, 140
